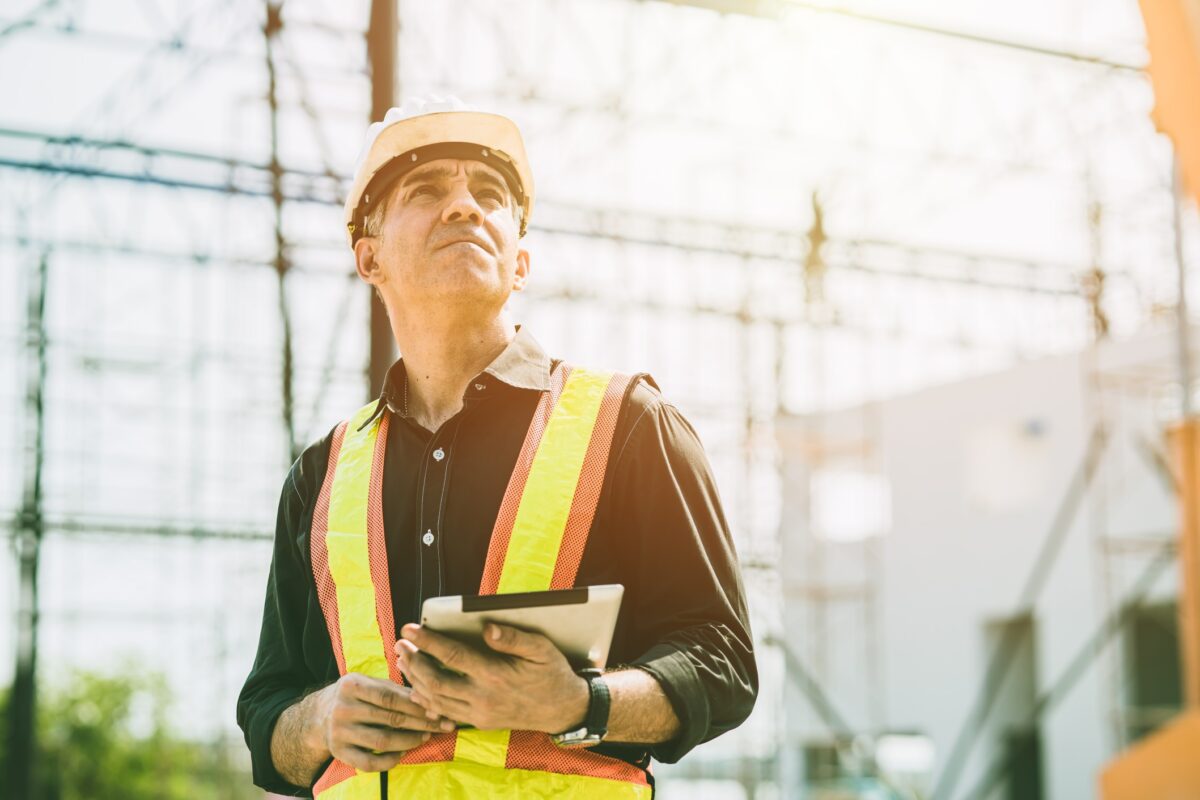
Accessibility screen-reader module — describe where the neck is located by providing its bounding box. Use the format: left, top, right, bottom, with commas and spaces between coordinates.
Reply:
391, 311, 515, 432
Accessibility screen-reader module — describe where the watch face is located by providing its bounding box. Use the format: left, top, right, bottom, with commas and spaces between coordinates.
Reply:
553, 730, 603, 749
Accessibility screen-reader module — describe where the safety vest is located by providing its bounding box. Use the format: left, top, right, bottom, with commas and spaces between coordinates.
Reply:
308, 363, 652, 799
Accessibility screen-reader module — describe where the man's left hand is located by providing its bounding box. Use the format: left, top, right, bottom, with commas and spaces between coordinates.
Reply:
394, 622, 588, 734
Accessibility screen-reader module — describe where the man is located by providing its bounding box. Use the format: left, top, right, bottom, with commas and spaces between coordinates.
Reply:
237, 97, 756, 799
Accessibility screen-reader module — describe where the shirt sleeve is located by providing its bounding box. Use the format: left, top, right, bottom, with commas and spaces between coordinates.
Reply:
236, 452, 325, 797
609, 387, 758, 763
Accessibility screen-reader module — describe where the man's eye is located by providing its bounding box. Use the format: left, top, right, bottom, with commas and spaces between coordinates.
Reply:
478, 189, 503, 202
412, 185, 436, 197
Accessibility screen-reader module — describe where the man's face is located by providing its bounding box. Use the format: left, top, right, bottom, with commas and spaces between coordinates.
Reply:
356, 157, 530, 320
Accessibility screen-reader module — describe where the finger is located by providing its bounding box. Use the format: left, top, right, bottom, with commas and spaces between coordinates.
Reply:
345, 724, 431, 754
398, 666, 440, 714
348, 673, 432, 715
482, 623, 554, 663
395, 638, 420, 664
402, 649, 472, 702
355, 698, 449, 733
401, 624, 488, 675
411, 690, 474, 727
395, 639, 431, 692
395, 640, 421, 691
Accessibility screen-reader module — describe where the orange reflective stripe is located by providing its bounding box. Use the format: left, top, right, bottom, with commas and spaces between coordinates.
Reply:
504, 729, 651, 786
478, 364, 566, 595
549, 370, 632, 589
496, 366, 611, 594
313, 759, 359, 798
480, 365, 632, 595
311, 420, 349, 677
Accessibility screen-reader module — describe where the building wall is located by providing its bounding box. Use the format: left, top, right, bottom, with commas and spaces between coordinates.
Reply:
778, 327, 1187, 799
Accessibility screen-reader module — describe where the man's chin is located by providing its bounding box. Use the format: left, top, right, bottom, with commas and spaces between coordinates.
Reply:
416, 281, 512, 310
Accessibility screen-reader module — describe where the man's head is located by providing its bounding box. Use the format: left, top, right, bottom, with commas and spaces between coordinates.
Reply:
344, 98, 535, 324
354, 155, 530, 320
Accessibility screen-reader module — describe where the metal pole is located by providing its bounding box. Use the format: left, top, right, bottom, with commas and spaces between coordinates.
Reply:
367, 0, 397, 399
265, 1, 299, 461
7, 249, 49, 799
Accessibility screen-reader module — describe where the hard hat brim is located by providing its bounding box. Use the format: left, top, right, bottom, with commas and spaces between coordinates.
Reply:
344, 111, 534, 248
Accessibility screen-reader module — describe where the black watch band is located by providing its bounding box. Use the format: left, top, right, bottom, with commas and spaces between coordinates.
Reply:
551, 668, 610, 746
580, 668, 610, 739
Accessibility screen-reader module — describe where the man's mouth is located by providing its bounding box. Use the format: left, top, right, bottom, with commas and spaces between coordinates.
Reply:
437, 236, 493, 255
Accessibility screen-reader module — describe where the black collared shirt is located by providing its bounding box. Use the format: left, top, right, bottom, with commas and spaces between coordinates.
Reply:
236, 327, 757, 796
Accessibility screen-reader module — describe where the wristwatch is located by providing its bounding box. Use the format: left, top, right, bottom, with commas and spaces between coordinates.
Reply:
551, 668, 610, 748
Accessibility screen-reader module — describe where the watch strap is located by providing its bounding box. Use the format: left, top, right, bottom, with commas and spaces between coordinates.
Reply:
582, 670, 610, 738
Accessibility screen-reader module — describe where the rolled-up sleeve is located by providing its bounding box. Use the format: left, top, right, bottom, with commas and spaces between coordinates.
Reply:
612, 390, 758, 763
236, 458, 321, 796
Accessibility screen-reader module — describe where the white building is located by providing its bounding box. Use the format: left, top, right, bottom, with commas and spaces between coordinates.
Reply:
777, 325, 1192, 799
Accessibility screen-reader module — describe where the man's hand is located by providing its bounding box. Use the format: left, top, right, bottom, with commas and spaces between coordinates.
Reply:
311, 673, 454, 771
394, 622, 589, 734
271, 672, 454, 785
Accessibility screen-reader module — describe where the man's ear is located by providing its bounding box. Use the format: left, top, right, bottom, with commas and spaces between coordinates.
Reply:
512, 247, 531, 291
354, 236, 382, 287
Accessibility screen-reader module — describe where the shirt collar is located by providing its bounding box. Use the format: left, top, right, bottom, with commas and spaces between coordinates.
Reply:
482, 325, 552, 392
373, 325, 551, 423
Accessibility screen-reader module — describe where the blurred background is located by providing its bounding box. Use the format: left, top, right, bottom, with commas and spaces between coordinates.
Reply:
2, 0, 1200, 797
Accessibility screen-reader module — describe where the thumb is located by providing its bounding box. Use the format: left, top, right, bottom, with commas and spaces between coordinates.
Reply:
483, 623, 551, 662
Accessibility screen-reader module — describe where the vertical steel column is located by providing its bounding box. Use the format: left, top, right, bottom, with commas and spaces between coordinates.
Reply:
265, 1, 299, 461
7, 249, 48, 799
367, 0, 397, 399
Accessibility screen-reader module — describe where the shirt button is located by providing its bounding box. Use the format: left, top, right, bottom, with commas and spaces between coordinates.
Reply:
432, 447, 445, 462
422, 530, 435, 546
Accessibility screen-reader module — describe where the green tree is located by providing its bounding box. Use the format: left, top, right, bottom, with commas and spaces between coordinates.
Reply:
1, 669, 258, 800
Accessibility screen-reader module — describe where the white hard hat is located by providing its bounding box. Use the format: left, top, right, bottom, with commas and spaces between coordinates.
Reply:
343, 95, 534, 248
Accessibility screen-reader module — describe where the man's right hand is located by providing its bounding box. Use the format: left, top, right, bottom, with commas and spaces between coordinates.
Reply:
272, 672, 453, 785
311, 673, 453, 772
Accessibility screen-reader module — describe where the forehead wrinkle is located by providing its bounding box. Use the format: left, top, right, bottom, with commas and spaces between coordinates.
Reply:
399, 164, 454, 189
399, 161, 508, 188
464, 163, 507, 189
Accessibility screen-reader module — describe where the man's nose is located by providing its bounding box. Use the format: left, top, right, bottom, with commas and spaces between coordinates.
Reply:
441, 184, 483, 226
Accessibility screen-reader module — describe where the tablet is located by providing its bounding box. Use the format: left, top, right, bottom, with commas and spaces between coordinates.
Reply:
420, 584, 624, 670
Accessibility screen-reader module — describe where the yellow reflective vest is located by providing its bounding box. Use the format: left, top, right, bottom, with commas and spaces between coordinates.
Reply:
308, 363, 652, 799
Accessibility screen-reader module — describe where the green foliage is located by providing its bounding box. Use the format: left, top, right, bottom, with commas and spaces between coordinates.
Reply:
1, 669, 257, 800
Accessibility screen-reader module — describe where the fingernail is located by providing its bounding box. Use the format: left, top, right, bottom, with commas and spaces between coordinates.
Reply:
422, 732, 431, 741
490, 624, 501, 641
426, 709, 439, 720
440, 720, 456, 731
